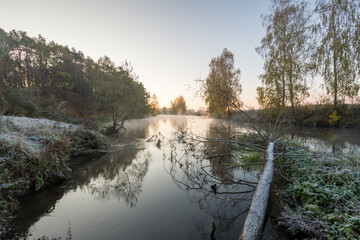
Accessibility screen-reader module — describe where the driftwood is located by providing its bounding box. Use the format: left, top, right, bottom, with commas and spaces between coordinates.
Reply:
239, 142, 274, 240
71, 142, 144, 158
277, 206, 324, 237
146, 134, 156, 142
49, 101, 67, 119
156, 139, 161, 148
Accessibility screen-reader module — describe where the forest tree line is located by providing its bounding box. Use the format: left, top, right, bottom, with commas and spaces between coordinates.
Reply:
0, 28, 160, 132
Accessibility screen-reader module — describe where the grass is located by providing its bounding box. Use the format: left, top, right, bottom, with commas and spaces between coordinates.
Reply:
231, 150, 265, 171
278, 143, 360, 239
0, 116, 105, 238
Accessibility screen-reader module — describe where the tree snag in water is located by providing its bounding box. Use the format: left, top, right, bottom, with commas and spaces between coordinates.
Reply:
239, 142, 274, 240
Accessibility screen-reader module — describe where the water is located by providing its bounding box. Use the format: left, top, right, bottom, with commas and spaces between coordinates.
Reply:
11, 116, 360, 240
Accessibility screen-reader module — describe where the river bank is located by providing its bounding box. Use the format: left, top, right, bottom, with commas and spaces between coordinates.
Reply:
228, 120, 360, 239
274, 142, 360, 239
2, 115, 360, 239
229, 104, 360, 128
3, 116, 281, 240
0, 116, 106, 238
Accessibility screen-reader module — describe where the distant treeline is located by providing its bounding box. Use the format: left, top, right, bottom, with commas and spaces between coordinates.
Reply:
0, 28, 152, 124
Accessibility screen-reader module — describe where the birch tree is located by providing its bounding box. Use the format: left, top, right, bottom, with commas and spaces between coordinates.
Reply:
257, 0, 313, 118
314, 0, 360, 107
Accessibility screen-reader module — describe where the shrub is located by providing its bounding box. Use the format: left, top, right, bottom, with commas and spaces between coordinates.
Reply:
328, 110, 341, 126
0, 137, 71, 237
3, 88, 37, 117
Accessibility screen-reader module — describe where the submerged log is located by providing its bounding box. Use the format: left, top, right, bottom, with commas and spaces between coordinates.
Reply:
71, 148, 109, 157
239, 142, 275, 240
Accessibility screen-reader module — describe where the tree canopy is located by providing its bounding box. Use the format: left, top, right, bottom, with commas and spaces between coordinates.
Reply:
201, 48, 242, 117
256, 0, 313, 117
170, 95, 187, 115
314, 0, 360, 107
95, 56, 149, 133
257, 0, 360, 112
0, 28, 151, 131
149, 94, 160, 116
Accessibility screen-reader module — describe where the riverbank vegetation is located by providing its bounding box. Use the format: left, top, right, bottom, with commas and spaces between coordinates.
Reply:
182, 121, 360, 238
277, 143, 360, 239
0, 116, 105, 236
257, 103, 360, 128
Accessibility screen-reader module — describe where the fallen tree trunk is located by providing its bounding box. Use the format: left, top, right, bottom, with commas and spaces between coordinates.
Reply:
239, 142, 275, 240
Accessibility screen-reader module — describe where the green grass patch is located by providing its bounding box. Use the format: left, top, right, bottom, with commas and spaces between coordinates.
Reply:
232, 150, 265, 170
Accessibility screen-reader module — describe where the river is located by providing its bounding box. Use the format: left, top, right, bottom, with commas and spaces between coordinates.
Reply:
10, 116, 360, 240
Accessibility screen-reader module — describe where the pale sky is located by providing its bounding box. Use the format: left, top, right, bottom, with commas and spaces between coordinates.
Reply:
0, 0, 272, 110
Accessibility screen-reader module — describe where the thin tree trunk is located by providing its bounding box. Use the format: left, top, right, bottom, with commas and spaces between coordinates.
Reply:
239, 142, 275, 240
332, 7, 338, 109
333, 49, 338, 108
281, 23, 286, 107
289, 62, 295, 119
26, 55, 31, 87
281, 67, 286, 107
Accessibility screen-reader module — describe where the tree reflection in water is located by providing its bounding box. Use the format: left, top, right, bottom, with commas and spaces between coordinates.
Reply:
10, 116, 360, 239
11, 120, 153, 238
79, 149, 151, 208
163, 121, 259, 239
168, 116, 188, 132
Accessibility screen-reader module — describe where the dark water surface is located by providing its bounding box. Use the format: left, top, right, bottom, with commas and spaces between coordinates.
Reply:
12, 116, 360, 240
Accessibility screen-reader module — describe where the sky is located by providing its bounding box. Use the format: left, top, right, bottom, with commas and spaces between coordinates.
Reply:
0, 0, 273, 110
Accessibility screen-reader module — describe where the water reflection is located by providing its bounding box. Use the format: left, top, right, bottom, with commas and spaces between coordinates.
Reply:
168, 116, 188, 132
12, 184, 68, 239
83, 150, 151, 207
163, 120, 258, 239
205, 121, 235, 182
283, 127, 360, 157
13, 130, 150, 238
9, 116, 360, 240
